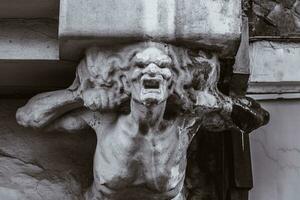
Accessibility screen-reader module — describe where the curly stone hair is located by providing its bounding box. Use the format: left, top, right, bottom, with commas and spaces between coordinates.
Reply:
69, 42, 222, 113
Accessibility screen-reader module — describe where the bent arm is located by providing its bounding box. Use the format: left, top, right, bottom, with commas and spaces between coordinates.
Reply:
194, 92, 269, 133
45, 108, 90, 133
45, 109, 117, 133
193, 91, 232, 132
229, 96, 269, 133
16, 89, 81, 128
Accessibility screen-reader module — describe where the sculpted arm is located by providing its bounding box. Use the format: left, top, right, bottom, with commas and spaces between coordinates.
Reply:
16, 47, 129, 130
184, 51, 269, 133
45, 109, 116, 133
45, 108, 91, 133
16, 89, 81, 128
194, 91, 269, 133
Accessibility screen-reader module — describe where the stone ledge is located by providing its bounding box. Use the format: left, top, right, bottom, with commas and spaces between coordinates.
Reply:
0, 19, 58, 60
248, 93, 300, 100
59, 0, 242, 61
248, 82, 300, 94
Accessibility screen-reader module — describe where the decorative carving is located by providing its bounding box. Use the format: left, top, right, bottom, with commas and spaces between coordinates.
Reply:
16, 42, 269, 200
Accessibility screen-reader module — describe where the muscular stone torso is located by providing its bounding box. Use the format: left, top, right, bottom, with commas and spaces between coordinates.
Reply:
84, 112, 195, 200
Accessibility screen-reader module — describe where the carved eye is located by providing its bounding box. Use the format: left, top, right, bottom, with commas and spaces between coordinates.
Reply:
136, 63, 144, 68
159, 63, 169, 69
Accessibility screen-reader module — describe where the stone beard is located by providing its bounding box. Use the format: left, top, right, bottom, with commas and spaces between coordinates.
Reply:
16, 42, 269, 200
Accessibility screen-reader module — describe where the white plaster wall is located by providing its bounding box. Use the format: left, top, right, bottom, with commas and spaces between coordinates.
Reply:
250, 99, 300, 200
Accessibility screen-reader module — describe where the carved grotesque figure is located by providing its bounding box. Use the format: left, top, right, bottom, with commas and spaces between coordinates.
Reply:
16, 42, 269, 200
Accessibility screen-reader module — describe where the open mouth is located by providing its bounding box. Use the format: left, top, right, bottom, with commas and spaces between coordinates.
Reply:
139, 76, 167, 104
143, 79, 160, 89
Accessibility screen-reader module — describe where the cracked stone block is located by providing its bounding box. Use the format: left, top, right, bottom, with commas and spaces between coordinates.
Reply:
248, 41, 300, 93
59, 0, 242, 60
251, 0, 300, 36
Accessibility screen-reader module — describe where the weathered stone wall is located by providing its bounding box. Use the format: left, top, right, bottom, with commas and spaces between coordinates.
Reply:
250, 0, 300, 36
0, 99, 95, 200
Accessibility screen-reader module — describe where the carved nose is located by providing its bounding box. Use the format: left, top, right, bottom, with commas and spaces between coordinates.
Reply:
145, 63, 160, 77
103, 72, 109, 80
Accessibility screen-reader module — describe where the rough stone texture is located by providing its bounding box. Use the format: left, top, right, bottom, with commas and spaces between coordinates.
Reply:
251, 0, 300, 36
0, 0, 59, 19
0, 99, 96, 200
250, 100, 300, 200
0, 19, 58, 60
59, 0, 242, 60
248, 41, 300, 93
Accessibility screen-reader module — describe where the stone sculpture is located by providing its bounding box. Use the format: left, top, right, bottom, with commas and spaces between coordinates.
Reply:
16, 42, 269, 200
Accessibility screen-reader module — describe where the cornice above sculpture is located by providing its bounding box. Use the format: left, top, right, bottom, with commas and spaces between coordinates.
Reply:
16, 42, 269, 200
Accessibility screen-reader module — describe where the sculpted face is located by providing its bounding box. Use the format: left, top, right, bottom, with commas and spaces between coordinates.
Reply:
130, 47, 173, 106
